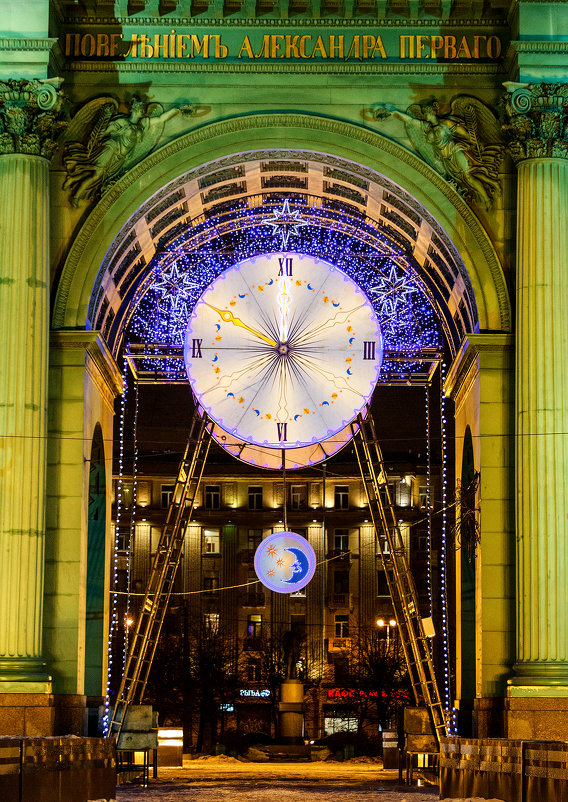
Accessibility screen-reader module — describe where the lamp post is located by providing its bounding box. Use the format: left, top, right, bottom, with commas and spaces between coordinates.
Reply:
376, 618, 397, 652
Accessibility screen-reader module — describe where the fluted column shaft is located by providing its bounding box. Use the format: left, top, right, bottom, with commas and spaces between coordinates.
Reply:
514, 157, 568, 685
0, 154, 51, 686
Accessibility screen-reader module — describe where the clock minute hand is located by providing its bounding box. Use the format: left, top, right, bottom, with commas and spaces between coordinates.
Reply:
206, 303, 278, 347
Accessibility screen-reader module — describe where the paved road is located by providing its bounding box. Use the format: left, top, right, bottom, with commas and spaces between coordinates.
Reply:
115, 761, 439, 801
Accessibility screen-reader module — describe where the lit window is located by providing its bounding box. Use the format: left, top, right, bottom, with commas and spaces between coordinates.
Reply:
334, 486, 349, 510
161, 484, 175, 509
248, 486, 263, 510
291, 484, 307, 510
205, 485, 220, 510
335, 614, 349, 638
334, 528, 349, 552
247, 614, 262, 638
204, 528, 220, 553
204, 613, 219, 634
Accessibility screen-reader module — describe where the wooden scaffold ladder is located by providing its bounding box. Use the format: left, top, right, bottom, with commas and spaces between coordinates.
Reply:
109, 410, 213, 739
351, 413, 448, 746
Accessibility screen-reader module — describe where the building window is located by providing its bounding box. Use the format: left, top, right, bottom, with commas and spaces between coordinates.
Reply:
248, 486, 263, 510
377, 570, 389, 597
204, 612, 219, 634
418, 485, 429, 508
204, 528, 220, 554
334, 528, 349, 552
335, 614, 349, 638
291, 484, 307, 509
248, 529, 262, 551
379, 482, 395, 507
247, 614, 262, 638
116, 525, 130, 552
334, 571, 350, 594
333, 657, 350, 684
334, 485, 349, 510
246, 658, 262, 682
205, 485, 220, 510
161, 484, 175, 509
203, 572, 219, 594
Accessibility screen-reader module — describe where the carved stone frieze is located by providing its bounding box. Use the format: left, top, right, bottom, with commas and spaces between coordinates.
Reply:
502, 82, 568, 163
0, 78, 66, 159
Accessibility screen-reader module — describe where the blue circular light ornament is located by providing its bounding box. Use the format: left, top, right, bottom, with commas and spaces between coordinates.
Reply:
254, 532, 317, 594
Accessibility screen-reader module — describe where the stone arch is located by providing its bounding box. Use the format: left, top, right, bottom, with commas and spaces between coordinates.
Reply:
53, 113, 511, 341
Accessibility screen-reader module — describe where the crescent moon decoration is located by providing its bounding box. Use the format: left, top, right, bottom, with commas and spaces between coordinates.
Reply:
266, 279, 274, 285
253, 409, 260, 416
227, 392, 235, 398
307, 283, 314, 290
332, 301, 340, 307
254, 532, 317, 594
283, 548, 310, 584
294, 414, 301, 420
212, 355, 218, 361
322, 401, 330, 406
349, 337, 355, 345
215, 324, 221, 331
239, 293, 246, 298
347, 368, 352, 375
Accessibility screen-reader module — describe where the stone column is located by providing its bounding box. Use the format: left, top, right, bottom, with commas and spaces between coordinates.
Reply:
0, 79, 65, 695
503, 83, 568, 737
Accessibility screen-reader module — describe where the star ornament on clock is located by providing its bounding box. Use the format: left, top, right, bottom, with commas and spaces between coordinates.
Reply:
265, 199, 309, 250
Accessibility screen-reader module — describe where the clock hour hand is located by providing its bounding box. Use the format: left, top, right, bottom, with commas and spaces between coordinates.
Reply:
206, 303, 278, 347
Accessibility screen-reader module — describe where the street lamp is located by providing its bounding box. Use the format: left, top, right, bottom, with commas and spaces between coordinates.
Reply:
376, 618, 397, 651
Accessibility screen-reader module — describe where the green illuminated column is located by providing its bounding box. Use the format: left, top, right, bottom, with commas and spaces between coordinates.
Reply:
504, 85, 568, 696
0, 80, 65, 692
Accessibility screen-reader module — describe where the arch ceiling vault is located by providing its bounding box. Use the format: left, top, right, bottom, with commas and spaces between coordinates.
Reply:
53, 114, 511, 379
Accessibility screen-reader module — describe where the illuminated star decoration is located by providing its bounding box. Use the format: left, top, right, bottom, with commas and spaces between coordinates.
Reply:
265, 199, 309, 250
153, 260, 200, 316
368, 265, 418, 318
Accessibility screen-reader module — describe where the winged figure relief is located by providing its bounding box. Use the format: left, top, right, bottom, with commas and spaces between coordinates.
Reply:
62, 97, 193, 206
375, 95, 504, 210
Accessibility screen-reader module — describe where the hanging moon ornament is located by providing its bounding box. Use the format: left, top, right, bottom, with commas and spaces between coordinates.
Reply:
254, 532, 317, 594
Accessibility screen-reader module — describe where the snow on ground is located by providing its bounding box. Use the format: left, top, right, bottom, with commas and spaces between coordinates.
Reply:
112, 757, 505, 802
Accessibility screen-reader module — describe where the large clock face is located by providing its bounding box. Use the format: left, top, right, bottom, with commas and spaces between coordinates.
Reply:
184, 253, 382, 449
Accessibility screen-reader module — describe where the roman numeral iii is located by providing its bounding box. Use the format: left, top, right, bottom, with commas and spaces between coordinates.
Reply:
363, 341, 376, 360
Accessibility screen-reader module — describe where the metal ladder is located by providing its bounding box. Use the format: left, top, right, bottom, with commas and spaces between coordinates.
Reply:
109, 410, 213, 739
351, 413, 448, 745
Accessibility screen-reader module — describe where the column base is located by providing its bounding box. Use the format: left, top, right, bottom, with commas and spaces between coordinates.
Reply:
0, 693, 55, 736
509, 660, 568, 686
0, 657, 52, 688
506, 689, 568, 739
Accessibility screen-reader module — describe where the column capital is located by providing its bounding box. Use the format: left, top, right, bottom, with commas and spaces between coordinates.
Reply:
0, 77, 66, 159
502, 81, 568, 163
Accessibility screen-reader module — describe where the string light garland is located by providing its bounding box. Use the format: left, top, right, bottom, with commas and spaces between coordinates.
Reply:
439, 362, 452, 730
123, 380, 140, 672
425, 384, 433, 620
103, 357, 129, 736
